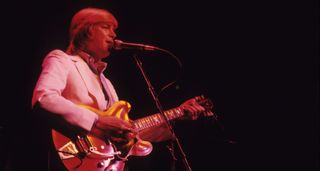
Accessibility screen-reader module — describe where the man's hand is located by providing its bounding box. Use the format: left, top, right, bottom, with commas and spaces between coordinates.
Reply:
90, 115, 136, 143
180, 97, 206, 120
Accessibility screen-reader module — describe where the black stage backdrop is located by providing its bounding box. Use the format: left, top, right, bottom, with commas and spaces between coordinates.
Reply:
0, 0, 318, 171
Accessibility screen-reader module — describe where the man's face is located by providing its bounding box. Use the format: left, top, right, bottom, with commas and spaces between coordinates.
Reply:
85, 22, 117, 60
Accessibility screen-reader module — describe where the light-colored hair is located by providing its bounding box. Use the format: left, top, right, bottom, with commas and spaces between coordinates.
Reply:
67, 8, 118, 54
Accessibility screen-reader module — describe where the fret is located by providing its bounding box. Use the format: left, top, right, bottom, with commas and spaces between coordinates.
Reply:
171, 109, 177, 118
134, 122, 139, 129
164, 109, 178, 120
152, 116, 157, 126
167, 110, 173, 119
139, 119, 144, 129
148, 116, 155, 126
146, 117, 151, 127
137, 121, 143, 129
164, 110, 172, 120
141, 119, 146, 129
135, 120, 140, 130
150, 115, 158, 126
149, 116, 155, 126
156, 114, 163, 123
163, 111, 168, 120
133, 107, 187, 132
149, 117, 154, 126
143, 118, 148, 128
174, 108, 183, 117
152, 115, 160, 124
169, 110, 175, 119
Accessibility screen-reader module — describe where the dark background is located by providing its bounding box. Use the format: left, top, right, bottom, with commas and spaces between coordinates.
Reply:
0, 0, 318, 171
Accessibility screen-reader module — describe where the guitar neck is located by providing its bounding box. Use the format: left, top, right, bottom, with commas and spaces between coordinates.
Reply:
133, 107, 184, 132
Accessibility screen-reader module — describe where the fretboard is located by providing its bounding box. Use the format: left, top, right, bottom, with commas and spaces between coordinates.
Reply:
133, 107, 184, 132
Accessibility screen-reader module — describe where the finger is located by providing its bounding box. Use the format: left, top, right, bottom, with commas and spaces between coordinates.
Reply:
119, 125, 132, 132
113, 130, 135, 141
118, 120, 134, 130
189, 100, 206, 112
183, 106, 197, 117
189, 105, 203, 120
192, 104, 206, 112
188, 105, 198, 113
124, 131, 136, 140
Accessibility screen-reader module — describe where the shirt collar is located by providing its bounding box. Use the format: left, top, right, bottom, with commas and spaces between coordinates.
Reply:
77, 51, 107, 74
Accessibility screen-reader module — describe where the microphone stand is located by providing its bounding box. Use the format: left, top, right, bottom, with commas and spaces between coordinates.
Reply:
132, 54, 192, 171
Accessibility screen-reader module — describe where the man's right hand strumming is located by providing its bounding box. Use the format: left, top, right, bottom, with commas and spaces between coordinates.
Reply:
90, 115, 136, 143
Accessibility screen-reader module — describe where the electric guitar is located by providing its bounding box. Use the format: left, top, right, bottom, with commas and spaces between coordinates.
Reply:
52, 96, 213, 171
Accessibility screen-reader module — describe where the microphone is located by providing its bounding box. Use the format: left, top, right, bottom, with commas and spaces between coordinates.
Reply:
113, 39, 159, 51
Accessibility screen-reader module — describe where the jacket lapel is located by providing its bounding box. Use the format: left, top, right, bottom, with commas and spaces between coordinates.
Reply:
71, 55, 106, 109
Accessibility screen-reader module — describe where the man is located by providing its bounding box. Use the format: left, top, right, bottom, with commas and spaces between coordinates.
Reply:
32, 7, 206, 171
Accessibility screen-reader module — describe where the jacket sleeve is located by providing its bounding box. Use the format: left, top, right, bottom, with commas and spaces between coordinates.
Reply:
32, 50, 98, 132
